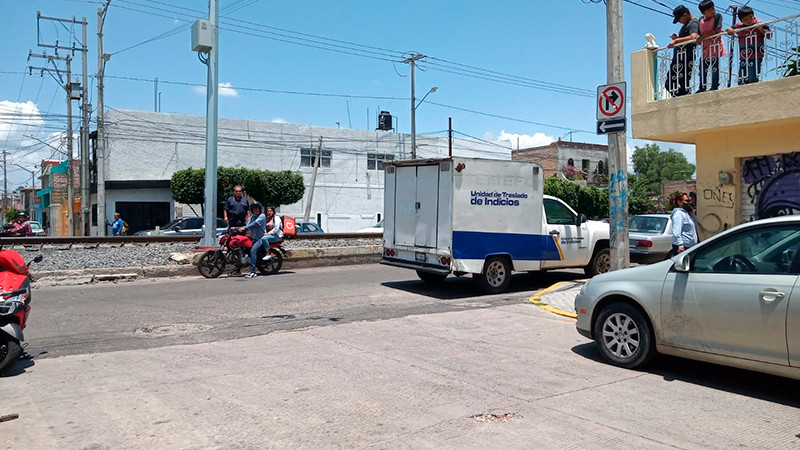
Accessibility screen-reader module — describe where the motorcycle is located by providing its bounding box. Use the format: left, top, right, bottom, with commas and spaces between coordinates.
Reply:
197, 229, 285, 278
0, 250, 42, 375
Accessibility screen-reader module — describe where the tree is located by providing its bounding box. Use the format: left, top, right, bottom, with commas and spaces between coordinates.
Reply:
4, 207, 19, 224
631, 143, 695, 194
170, 167, 306, 213
544, 176, 609, 220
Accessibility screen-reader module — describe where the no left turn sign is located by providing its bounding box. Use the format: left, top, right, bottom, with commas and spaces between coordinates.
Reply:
596, 82, 626, 120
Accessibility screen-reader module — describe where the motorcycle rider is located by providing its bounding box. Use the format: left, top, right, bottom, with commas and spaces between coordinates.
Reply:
3, 212, 33, 237
261, 206, 283, 261
238, 202, 266, 278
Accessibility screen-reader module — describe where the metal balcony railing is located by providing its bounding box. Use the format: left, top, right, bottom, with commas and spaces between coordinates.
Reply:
653, 12, 800, 100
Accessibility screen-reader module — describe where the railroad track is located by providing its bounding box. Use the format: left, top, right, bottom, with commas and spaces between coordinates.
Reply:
0, 233, 382, 246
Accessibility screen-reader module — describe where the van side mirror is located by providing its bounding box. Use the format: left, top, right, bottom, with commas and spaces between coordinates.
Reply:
674, 252, 690, 272
577, 214, 588, 225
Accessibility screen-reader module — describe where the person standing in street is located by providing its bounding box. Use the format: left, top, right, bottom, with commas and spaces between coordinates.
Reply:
224, 185, 250, 228
107, 212, 124, 236
670, 192, 698, 254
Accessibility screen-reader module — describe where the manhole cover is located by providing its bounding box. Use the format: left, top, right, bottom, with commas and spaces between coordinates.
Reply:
470, 413, 520, 422
134, 323, 212, 337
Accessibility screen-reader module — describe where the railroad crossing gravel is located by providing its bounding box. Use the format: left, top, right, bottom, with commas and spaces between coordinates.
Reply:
10, 237, 382, 272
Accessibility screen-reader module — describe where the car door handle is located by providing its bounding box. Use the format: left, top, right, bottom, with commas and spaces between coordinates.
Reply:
759, 289, 785, 303
549, 230, 560, 236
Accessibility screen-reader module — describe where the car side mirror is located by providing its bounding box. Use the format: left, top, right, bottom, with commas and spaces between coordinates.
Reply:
577, 214, 588, 225
674, 252, 691, 272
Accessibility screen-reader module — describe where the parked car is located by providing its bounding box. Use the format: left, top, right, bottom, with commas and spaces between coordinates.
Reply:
575, 215, 800, 381
134, 217, 229, 236
355, 219, 383, 234
295, 221, 324, 234
29, 221, 46, 237
628, 214, 673, 263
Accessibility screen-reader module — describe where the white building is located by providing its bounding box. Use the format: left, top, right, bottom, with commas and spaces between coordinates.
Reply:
93, 109, 509, 234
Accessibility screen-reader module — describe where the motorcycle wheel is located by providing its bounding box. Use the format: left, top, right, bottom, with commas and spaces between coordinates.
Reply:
0, 334, 21, 376
257, 248, 283, 275
198, 250, 225, 278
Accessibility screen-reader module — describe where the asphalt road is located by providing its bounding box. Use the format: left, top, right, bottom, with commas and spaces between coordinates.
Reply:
4, 264, 800, 449
25, 264, 582, 359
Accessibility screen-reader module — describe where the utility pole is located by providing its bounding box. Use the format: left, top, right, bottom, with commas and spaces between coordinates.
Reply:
80, 16, 90, 236
403, 52, 425, 159
96, 2, 110, 235
2, 151, 7, 213
303, 137, 323, 222
66, 56, 75, 236
606, 0, 629, 270
201, 0, 220, 247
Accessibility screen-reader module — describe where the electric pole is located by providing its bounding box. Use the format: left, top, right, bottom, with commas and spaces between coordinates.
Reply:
80, 16, 90, 236
66, 56, 75, 237
606, 0, 630, 270
403, 52, 425, 160
303, 137, 323, 222
200, 0, 220, 247
97, 2, 110, 235
2, 151, 7, 213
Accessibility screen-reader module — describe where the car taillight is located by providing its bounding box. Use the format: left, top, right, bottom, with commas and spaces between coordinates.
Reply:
636, 240, 653, 248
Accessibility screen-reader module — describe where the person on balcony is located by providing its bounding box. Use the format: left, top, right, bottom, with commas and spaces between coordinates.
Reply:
726, 6, 771, 85
666, 5, 700, 97
696, 0, 726, 92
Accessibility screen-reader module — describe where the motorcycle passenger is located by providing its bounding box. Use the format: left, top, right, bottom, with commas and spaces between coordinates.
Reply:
261, 206, 283, 261
238, 202, 266, 278
4, 212, 33, 237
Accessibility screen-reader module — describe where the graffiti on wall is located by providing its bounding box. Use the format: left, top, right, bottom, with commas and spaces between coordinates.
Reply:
742, 152, 800, 220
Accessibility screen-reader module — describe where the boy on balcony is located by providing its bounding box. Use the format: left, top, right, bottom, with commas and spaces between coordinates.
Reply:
696, 0, 726, 92
726, 6, 771, 85
666, 5, 700, 97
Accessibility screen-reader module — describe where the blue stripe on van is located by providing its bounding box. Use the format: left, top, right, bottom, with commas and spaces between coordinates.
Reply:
452, 231, 563, 261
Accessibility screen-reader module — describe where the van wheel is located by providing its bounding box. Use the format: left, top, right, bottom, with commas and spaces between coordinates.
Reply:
584, 247, 610, 277
474, 256, 511, 294
417, 270, 447, 283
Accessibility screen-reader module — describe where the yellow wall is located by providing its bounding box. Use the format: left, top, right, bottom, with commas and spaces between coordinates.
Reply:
695, 119, 800, 239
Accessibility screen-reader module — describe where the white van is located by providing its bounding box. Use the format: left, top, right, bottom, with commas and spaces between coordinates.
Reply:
381, 157, 610, 293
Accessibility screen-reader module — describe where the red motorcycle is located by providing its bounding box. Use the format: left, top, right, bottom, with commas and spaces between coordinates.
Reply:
197, 229, 284, 278
0, 250, 42, 375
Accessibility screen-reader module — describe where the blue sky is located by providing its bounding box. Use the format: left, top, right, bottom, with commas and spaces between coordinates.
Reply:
2, 0, 798, 187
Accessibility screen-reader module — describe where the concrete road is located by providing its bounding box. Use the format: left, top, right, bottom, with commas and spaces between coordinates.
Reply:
3, 265, 799, 449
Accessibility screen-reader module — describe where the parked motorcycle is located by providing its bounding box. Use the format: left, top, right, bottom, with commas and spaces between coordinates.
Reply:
0, 250, 42, 375
197, 229, 284, 278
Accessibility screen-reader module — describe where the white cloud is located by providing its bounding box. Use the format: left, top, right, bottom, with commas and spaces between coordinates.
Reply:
270, 118, 287, 124
0, 101, 44, 150
192, 82, 239, 97
483, 130, 555, 150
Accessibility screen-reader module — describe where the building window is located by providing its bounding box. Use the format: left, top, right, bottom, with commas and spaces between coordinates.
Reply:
367, 153, 394, 170
300, 148, 332, 167
582, 159, 590, 172
567, 158, 574, 166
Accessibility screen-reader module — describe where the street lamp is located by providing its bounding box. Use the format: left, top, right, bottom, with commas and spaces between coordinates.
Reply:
411, 86, 438, 160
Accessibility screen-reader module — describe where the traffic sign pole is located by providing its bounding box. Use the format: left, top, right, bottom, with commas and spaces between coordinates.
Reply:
606, 0, 629, 271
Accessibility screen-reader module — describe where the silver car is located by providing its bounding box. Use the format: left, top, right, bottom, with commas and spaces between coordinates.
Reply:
575, 216, 800, 380
628, 214, 673, 263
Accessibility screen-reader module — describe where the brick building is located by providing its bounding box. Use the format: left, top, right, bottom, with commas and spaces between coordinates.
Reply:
511, 139, 608, 182
37, 159, 80, 236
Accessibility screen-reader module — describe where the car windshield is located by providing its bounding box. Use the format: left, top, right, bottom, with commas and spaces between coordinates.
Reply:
629, 216, 667, 233
30, 222, 42, 230
161, 219, 181, 230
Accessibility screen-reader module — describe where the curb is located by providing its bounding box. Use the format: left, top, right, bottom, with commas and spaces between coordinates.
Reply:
528, 280, 586, 320
32, 245, 383, 287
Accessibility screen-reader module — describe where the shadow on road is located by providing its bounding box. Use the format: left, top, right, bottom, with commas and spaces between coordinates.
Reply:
571, 342, 800, 408
382, 270, 584, 300
1, 355, 35, 377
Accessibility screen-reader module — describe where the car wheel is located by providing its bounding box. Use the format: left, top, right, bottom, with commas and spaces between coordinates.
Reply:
473, 256, 511, 294
198, 251, 225, 278
594, 302, 655, 369
416, 270, 447, 283
584, 247, 610, 277
0, 335, 21, 376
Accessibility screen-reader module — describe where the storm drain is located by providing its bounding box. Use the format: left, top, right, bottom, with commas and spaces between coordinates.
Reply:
470, 413, 521, 422
134, 323, 213, 338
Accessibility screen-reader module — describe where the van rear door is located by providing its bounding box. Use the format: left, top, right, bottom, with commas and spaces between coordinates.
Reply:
393, 164, 440, 249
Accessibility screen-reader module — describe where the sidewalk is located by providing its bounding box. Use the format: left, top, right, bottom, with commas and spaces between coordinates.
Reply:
529, 279, 587, 319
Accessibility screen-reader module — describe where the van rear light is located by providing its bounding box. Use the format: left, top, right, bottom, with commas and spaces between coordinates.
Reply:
384, 248, 396, 257
636, 240, 653, 248
440, 256, 451, 265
